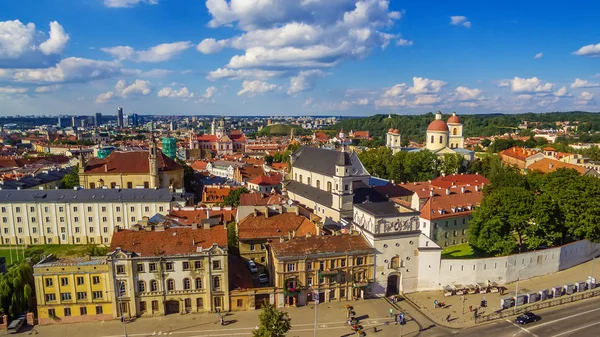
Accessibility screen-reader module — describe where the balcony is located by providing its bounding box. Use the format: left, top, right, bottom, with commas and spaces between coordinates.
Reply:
318, 269, 338, 277
352, 280, 372, 288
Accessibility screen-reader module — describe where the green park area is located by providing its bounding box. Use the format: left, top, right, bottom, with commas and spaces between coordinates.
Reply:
0, 244, 107, 266
441, 243, 490, 260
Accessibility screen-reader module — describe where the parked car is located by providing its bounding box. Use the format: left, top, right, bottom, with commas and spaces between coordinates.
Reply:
247, 260, 258, 273
7, 317, 25, 334
258, 273, 269, 284
515, 312, 540, 325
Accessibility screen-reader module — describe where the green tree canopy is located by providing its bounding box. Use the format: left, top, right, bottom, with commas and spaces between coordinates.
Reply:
222, 187, 249, 207
252, 302, 291, 337
60, 166, 79, 189
0, 261, 34, 317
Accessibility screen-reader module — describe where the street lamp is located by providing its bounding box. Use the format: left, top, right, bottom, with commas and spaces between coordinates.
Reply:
514, 264, 527, 314
309, 283, 318, 337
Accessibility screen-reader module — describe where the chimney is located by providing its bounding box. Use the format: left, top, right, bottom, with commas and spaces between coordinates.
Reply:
203, 223, 211, 230
446, 188, 450, 196
279, 237, 285, 243
306, 232, 312, 238
461, 187, 466, 193
191, 223, 198, 230
549, 164, 553, 169
475, 185, 479, 192
288, 231, 293, 240
253, 209, 258, 217
295, 207, 299, 215
206, 209, 210, 220
430, 190, 434, 197
104, 164, 108, 172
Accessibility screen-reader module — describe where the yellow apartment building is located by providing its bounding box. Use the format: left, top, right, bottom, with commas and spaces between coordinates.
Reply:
34, 255, 115, 325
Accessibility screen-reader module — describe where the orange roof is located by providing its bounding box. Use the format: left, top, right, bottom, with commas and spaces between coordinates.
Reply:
270, 234, 372, 257
202, 186, 238, 203
238, 212, 316, 240
542, 147, 556, 151
352, 131, 370, 138
419, 186, 483, 221
238, 165, 264, 180
239, 193, 287, 206
192, 160, 209, 171
197, 135, 218, 142
169, 208, 236, 225
427, 119, 449, 132
247, 174, 282, 186
84, 150, 181, 174
528, 158, 588, 175
109, 227, 227, 256
271, 162, 289, 172
499, 146, 540, 161
314, 132, 329, 142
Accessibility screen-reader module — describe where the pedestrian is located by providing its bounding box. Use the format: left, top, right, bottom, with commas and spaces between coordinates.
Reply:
469, 305, 473, 313
220, 316, 224, 326
400, 312, 404, 324
446, 314, 451, 323
389, 308, 393, 317
347, 318, 352, 326
433, 299, 438, 308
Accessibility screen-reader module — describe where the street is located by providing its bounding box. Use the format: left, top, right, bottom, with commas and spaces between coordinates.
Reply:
21, 296, 600, 337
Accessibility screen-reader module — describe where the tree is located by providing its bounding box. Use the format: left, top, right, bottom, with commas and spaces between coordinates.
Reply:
60, 166, 79, 189
227, 221, 240, 256
252, 302, 291, 337
222, 187, 249, 207
468, 186, 534, 255
440, 153, 464, 175
0, 261, 34, 318
402, 150, 439, 182
264, 155, 274, 166
481, 139, 491, 147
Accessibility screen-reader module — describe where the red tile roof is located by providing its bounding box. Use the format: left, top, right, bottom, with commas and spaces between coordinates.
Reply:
351, 131, 370, 138
247, 174, 282, 186
238, 212, 316, 240
418, 186, 483, 221
270, 234, 372, 257
238, 165, 264, 180
202, 186, 238, 203
313, 132, 329, 142
109, 227, 227, 256
169, 208, 236, 225
528, 158, 588, 175
239, 193, 287, 206
271, 162, 289, 172
499, 147, 540, 161
192, 161, 209, 171
197, 135, 218, 142
84, 150, 182, 174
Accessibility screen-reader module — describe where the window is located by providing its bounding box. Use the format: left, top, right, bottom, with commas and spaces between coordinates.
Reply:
2, 227, 7, 233
116, 217, 122, 222
15, 207, 21, 213
60, 217, 65, 222
45, 294, 56, 302
159, 206, 164, 212
90, 183, 96, 189
80, 307, 87, 315
0, 207, 4, 213
140, 301, 147, 312
101, 206, 106, 212
102, 217, 107, 223
117, 265, 125, 274
152, 300, 159, 311
87, 206, 92, 212
138, 281, 146, 292
213, 276, 221, 290
31, 217, 36, 223
444, 232, 449, 238
250, 244, 255, 251
453, 230, 457, 237
212, 260, 221, 270
61, 277, 69, 286
64, 308, 71, 317
59, 207, 64, 212
73, 207, 78, 212
183, 278, 191, 290
130, 216, 136, 222
462, 229, 466, 235
92, 291, 103, 299
145, 206, 150, 212
194, 261, 202, 269
95, 306, 103, 314
439, 135, 443, 143
77, 277, 84, 285
195, 278, 202, 289
137, 264, 144, 272
182, 262, 190, 270
299, 175, 303, 183
306, 261, 312, 270
30, 206, 35, 212
17, 218, 22, 224
130, 206, 135, 212
74, 217, 79, 223
236, 299, 243, 307
327, 182, 332, 192
48, 309, 56, 317
340, 289, 346, 298
316, 180, 320, 189
307, 177, 311, 185
344, 184, 349, 191
319, 261, 325, 271
463, 218, 466, 224
116, 207, 121, 212
149, 263, 157, 272
77, 292, 87, 300
341, 273, 346, 283
127, 182, 133, 188
356, 257, 364, 265
150, 280, 158, 292
2, 217, 6, 223
165, 262, 174, 271
287, 263, 295, 272
45, 217, 50, 222
32, 227, 37, 233
61, 293, 72, 301
167, 279, 175, 291
92, 276, 100, 284
89, 226, 94, 232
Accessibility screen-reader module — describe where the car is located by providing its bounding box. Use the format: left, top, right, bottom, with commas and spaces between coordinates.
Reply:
7, 317, 25, 334
247, 260, 258, 273
258, 273, 269, 284
515, 312, 540, 325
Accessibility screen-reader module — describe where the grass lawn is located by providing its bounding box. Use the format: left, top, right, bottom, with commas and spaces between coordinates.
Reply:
0, 244, 106, 267
441, 243, 490, 259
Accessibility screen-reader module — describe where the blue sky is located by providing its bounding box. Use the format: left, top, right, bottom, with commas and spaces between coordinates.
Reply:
0, 0, 598, 116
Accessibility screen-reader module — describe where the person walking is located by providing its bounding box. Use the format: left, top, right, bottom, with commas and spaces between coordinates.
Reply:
446, 314, 451, 323
220, 316, 224, 326
400, 312, 405, 325
389, 308, 393, 317
433, 299, 438, 308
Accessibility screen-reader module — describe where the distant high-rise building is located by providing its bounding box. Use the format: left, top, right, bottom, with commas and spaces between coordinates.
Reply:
117, 107, 124, 128
71, 116, 77, 128
57, 117, 64, 128
94, 113, 102, 127
131, 113, 140, 126
169, 121, 177, 131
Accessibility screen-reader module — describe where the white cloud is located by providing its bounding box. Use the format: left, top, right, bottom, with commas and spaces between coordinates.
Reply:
207, 68, 284, 80
450, 16, 471, 28
237, 80, 278, 96
0, 20, 69, 68
354, 98, 369, 105
406, 77, 446, 94
516, 94, 533, 101
573, 43, 600, 57
197, 86, 218, 103
396, 39, 413, 46
287, 70, 325, 94
374, 97, 406, 108
575, 91, 595, 105
35, 84, 61, 93
537, 97, 559, 107
0, 86, 28, 94
101, 41, 191, 62
533, 52, 543, 59
158, 86, 193, 99
12, 57, 122, 83
103, 0, 158, 8
412, 94, 441, 105
197, 38, 226, 54
453, 86, 482, 101
510, 76, 554, 93
303, 98, 313, 106
382, 83, 406, 97
203, 0, 403, 74
497, 80, 510, 87
570, 78, 600, 89
95, 79, 151, 103
553, 86, 569, 97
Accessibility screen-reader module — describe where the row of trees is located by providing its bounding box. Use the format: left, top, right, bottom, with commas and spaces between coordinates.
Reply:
468, 165, 600, 256
0, 262, 35, 318
357, 147, 467, 182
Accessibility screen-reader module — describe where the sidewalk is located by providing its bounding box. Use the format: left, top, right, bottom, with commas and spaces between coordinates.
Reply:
405, 258, 598, 328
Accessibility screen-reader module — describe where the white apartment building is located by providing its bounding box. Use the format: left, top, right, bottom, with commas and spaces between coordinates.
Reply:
0, 189, 186, 246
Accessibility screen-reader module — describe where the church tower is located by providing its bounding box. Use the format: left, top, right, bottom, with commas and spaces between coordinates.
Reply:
148, 133, 159, 188
447, 112, 464, 149
332, 150, 354, 211
386, 128, 401, 154
426, 111, 450, 151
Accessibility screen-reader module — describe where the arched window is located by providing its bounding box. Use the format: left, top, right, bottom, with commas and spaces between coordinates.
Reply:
183, 278, 191, 290
167, 279, 175, 291
150, 280, 158, 292
138, 280, 146, 292
195, 278, 202, 289
316, 180, 320, 189
453, 128, 458, 135
299, 175, 303, 183
439, 136, 443, 144
327, 182, 332, 192
430, 135, 434, 143
307, 177, 311, 185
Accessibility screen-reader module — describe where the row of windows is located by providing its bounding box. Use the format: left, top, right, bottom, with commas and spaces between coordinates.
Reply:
47, 306, 103, 318
433, 218, 468, 229
44, 291, 103, 302
117, 260, 220, 274
287, 257, 365, 272
293, 174, 348, 192
6, 236, 109, 245
137, 277, 216, 292
7, 225, 114, 235
45, 276, 102, 287
306, 258, 347, 271
1, 205, 164, 214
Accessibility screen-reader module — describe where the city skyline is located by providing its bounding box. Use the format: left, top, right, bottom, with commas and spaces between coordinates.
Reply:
0, 0, 598, 116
